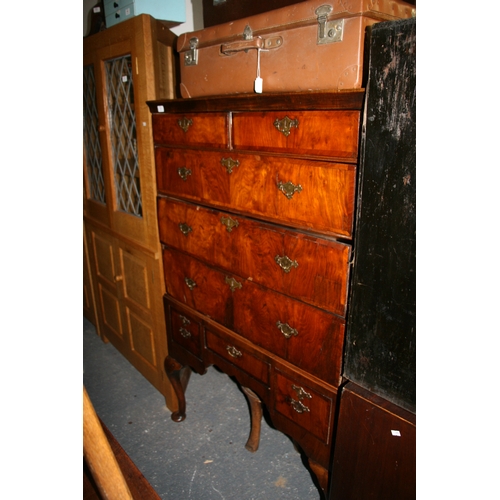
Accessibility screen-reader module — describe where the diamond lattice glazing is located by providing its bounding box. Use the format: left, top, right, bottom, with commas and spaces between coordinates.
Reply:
105, 55, 142, 217
83, 65, 106, 204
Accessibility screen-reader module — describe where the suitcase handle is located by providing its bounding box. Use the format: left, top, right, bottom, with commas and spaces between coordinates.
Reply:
220, 37, 264, 55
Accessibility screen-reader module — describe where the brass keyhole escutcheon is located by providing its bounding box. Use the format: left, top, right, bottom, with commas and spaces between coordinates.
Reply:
185, 277, 197, 290
178, 117, 193, 132
178, 167, 192, 181
179, 222, 192, 236
275, 255, 298, 273
221, 157, 240, 174
180, 315, 191, 326
221, 215, 239, 233
277, 180, 302, 200
225, 276, 242, 292
274, 116, 299, 137
276, 320, 298, 339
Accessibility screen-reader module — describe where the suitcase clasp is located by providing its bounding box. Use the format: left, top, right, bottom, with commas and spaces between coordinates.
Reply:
184, 37, 199, 66
315, 5, 344, 45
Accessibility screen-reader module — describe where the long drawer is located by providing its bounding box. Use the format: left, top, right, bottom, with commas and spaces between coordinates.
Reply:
162, 246, 344, 386
158, 196, 351, 317
155, 149, 356, 238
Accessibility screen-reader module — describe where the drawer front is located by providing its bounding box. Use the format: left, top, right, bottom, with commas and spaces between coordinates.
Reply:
158, 196, 351, 317
105, 4, 135, 27
103, 0, 133, 15
156, 149, 356, 238
152, 113, 228, 148
232, 111, 360, 160
206, 329, 270, 385
170, 308, 202, 358
274, 368, 334, 443
234, 282, 345, 386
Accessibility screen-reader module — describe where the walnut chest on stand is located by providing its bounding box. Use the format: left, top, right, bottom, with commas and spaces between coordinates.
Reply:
147, 91, 364, 494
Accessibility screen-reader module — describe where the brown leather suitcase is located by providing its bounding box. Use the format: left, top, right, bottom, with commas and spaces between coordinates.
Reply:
177, 0, 415, 98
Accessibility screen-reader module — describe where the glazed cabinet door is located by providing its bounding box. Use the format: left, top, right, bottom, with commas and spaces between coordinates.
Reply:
83, 16, 173, 250
86, 222, 169, 394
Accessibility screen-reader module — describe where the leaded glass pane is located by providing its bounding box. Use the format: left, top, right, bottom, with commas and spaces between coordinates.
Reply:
105, 55, 142, 218
83, 64, 106, 204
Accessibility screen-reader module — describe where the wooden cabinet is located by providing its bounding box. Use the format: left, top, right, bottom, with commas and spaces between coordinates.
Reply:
329, 383, 416, 500
83, 14, 178, 409
330, 18, 416, 499
148, 91, 365, 494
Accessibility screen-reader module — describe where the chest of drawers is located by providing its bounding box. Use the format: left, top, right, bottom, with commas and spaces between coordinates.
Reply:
147, 91, 364, 494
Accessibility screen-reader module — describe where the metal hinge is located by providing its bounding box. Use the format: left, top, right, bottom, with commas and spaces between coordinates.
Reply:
184, 37, 199, 66
315, 5, 344, 45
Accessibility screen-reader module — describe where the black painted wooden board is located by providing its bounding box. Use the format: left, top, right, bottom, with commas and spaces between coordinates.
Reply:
344, 17, 416, 413
202, 0, 305, 28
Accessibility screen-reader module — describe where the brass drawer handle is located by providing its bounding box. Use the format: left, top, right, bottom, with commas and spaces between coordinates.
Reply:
179, 222, 192, 236
277, 180, 302, 200
184, 277, 197, 290
290, 398, 310, 414
221, 157, 240, 174
274, 116, 299, 137
225, 276, 242, 292
226, 345, 242, 358
276, 320, 298, 339
275, 255, 298, 273
178, 117, 193, 132
178, 167, 192, 181
292, 384, 312, 401
179, 327, 192, 338
221, 215, 239, 233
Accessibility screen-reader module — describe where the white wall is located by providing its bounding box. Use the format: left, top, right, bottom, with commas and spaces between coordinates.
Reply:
83, 0, 204, 37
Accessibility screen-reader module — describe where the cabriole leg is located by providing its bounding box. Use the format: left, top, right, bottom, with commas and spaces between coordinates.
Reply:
164, 356, 191, 422
241, 386, 263, 453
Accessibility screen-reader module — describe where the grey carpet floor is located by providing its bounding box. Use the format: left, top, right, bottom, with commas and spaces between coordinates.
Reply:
83, 317, 321, 499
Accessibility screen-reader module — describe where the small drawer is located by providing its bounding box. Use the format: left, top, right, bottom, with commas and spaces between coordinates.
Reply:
103, 0, 130, 15
170, 308, 202, 358
152, 113, 228, 148
206, 329, 270, 385
274, 368, 335, 444
105, 3, 135, 27
232, 111, 360, 160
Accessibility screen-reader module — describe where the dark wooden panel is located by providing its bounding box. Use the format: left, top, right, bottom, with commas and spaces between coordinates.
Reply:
344, 18, 416, 412
329, 382, 416, 500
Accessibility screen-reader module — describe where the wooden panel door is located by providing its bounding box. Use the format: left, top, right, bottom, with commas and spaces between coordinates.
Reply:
87, 222, 169, 396
83, 222, 99, 331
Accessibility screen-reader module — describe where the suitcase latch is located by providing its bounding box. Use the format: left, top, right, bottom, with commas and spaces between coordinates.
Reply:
184, 37, 199, 66
315, 5, 344, 45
